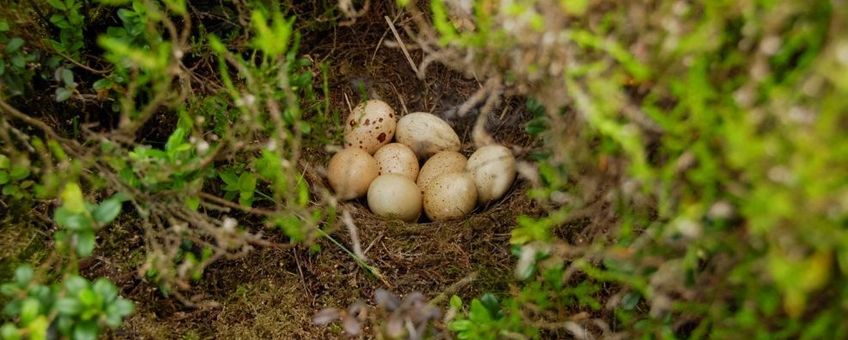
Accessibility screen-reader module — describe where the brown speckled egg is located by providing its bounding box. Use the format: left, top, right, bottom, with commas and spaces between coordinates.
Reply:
395, 112, 460, 159
344, 100, 397, 154
466, 144, 516, 203
423, 172, 477, 221
374, 143, 419, 181
327, 148, 379, 200
417, 151, 467, 192
367, 174, 422, 222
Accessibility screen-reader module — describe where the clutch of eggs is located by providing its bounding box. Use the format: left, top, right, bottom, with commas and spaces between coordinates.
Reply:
327, 100, 516, 222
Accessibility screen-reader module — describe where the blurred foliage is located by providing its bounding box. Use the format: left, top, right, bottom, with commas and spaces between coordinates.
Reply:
413, 0, 848, 337
0, 0, 338, 336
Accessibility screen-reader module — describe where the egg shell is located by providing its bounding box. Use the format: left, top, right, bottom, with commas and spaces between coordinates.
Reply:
327, 148, 379, 200
367, 174, 422, 222
344, 100, 397, 154
417, 151, 467, 192
374, 143, 419, 181
395, 112, 461, 159
423, 172, 477, 221
466, 144, 517, 203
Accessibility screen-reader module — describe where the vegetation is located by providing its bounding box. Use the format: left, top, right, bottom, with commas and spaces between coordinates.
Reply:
1, 0, 845, 338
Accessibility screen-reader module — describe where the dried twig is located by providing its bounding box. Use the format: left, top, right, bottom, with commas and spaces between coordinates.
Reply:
385, 15, 421, 78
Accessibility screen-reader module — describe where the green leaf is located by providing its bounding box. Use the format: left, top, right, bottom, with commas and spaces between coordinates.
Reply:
92, 197, 122, 224
219, 169, 239, 189
448, 320, 472, 332
0, 171, 9, 185
450, 295, 463, 309
55, 208, 93, 231
20, 298, 40, 323
11, 55, 25, 68
72, 320, 98, 340
479, 293, 501, 319
92, 279, 118, 303
55, 298, 82, 315
76, 230, 96, 257
621, 292, 641, 310
77, 288, 98, 307
92, 78, 112, 90
61, 68, 75, 86
46, 0, 66, 10
0, 155, 9, 169
0, 323, 20, 340
0, 283, 17, 296
165, 127, 186, 153
61, 182, 87, 213
237, 173, 256, 192
109, 298, 134, 319
5, 38, 23, 53
9, 165, 29, 181
0, 20, 9, 31
14, 266, 33, 287
56, 87, 73, 102
64, 276, 88, 294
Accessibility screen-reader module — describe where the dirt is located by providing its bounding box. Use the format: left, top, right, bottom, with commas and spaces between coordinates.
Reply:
78, 3, 542, 338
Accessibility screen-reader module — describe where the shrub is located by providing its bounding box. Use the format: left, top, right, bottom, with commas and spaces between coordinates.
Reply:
405, 0, 848, 337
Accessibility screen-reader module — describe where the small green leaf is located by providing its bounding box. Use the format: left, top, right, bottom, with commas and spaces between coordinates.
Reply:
92, 279, 118, 303
9, 165, 29, 181
75, 230, 96, 257
20, 298, 40, 323
111, 298, 134, 317
56, 87, 73, 102
72, 320, 98, 340
92, 78, 112, 90
55, 208, 93, 231
77, 288, 98, 307
450, 295, 463, 309
14, 266, 33, 287
61, 182, 87, 213
0, 155, 9, 169
621, 292, 641, 310
219, 169, 239, 190
5, 38, 23, 53
237, 173, 257, 192
0, 323, 20, 340
46, 0, 66, 10
64, 276, 88, 294
92, 197, 122, 224
0, 171, 8, 185
55, 298, 82, 315
61, 68, 75, 86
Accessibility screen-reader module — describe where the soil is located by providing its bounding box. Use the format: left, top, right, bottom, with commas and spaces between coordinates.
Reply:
68, 2, 542, 338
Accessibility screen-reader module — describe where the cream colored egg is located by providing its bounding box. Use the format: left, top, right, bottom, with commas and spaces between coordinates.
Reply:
396, 112, 461, 159
367, 174, 422, 222
344, 100, 397, 154
417, 151, 467, 192
423, 172, 477, 221
327, 148, 379, 200
374, 143, 419, 181
466, 144, 517, 203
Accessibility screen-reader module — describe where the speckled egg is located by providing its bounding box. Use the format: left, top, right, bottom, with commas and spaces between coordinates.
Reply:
344, 100, 397, 154
466, 144, 516, 203
395, 112, 461, 159
416, 151, 467, 192
423, 172, 477, 221
367, 174, 422, 222
374, 143, 419, 181
327, 148, 379, 200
